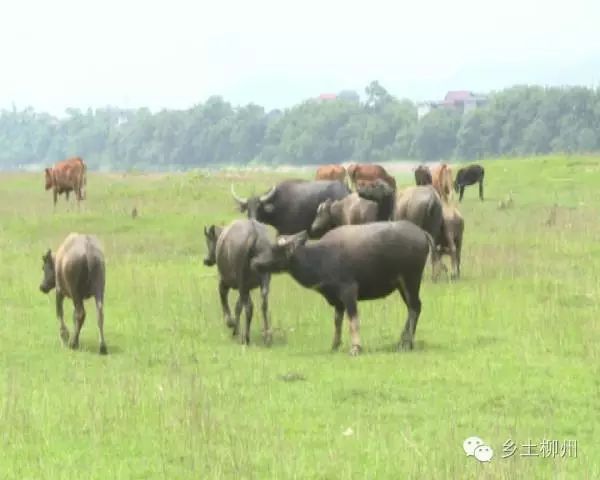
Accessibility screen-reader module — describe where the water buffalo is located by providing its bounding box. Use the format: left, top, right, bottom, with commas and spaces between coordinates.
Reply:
346, 163, 397, 191
393, 186, 444, 279
203, 219, 272, 345
429, 163, 453, 203
454, 164, 485, 201
438, 204, 464, 280
231, 180, 350, 237
356, 179, 396, 221
310, 193, 378, 237
315, 164, 347, 186
251, 221, 435, 355
414, 165, 432, 186
39, 233, 107, 354
44, 156, 87, 207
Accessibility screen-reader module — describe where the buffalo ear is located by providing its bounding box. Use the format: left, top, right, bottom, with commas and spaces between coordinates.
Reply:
263, 203, 275, 214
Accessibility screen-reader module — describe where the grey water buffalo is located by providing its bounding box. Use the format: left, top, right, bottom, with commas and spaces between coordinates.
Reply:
203, 219, 273, 345
356, 179, 396, 220
310, 193, 378, 237
231, 180, 350, 236
251, 221, 435, 355
414, 165, 432, 186
393, 186, 444, 279
39, 233, 107, 354
454, 164, 485, 201
438, 204, 464, 280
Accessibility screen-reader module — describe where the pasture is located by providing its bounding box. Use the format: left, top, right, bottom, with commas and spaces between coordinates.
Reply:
0, 155, 598, 479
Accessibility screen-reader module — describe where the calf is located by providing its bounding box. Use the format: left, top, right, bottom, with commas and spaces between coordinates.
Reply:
39, 233, 107, 354
203, 219, 273, 345
251, 221, 435, 355
438, 204, 464, 280
454, 164, 485, 201
310, 193, 378, 237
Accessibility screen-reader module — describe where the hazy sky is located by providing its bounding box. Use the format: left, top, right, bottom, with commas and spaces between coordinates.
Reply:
2, 0, 600, 116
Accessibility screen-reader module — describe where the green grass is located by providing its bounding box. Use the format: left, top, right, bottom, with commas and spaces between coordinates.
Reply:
0, 155, 598, 479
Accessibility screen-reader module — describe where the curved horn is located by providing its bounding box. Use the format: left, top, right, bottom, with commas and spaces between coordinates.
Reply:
230, 184, 247, 205
259, 186, 276, 203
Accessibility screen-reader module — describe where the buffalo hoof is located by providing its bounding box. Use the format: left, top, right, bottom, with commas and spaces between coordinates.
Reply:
263, 331, 273, 346
398, 340, 414, 351
226, 318, 236, 329
331, 341, 341, 352
99, 344, 108, 355
59, 328, 70, 345
349, 344, 362, 356
68, 340, 79, 350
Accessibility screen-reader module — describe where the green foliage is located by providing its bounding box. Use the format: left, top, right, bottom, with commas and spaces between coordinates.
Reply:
2, 83, 600, 170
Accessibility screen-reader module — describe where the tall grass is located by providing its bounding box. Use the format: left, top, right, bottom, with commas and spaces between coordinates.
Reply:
0, 155, 597, 479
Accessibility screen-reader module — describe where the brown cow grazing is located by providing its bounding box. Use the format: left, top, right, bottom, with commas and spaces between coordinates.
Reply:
44, 156, 87, 207
346, 163, 397, 191
429, 163, 453, 203
39, 233, 107, 354
315, 164, 347, 185
414, 165, 432, 186
438, 204, 464, 280
311, 193, 378, 237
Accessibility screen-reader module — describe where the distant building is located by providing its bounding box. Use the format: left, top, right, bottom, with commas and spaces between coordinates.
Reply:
318, 93, 338, 102
417, 90, 488, 120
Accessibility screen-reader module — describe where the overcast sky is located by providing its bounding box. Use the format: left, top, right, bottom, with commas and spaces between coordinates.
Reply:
1, 0, 600, 116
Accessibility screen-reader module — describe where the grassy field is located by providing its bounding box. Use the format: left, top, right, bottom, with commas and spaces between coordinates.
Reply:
0, 155, 598, 479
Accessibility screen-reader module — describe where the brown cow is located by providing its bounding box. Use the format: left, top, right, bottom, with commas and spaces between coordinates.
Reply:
315, 164, 347, 186
45, 156, 87, 207
429, 163, 453, 203
346, 163, 396, 191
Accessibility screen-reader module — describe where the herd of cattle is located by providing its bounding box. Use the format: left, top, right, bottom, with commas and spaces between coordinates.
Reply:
38, 157, 485, 356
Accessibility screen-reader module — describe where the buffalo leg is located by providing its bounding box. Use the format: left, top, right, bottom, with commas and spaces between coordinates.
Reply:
331, 305, 344, 351
65, 191, 70, 202
455, 237, 462, 280
56, 292, 69, 345
479, 180, 484, 201
69, 300, 85, 350
218, 280, 235, 329
233, 295, 243, 338
341, 286, 361, 355
95, 293, 107, 355
397, 275, 422, 351
53, 189, 58, 207
260, 276, 272, 345
241, 291, 253, 345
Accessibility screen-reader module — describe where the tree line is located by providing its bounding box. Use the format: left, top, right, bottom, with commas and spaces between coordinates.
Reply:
1, 81, 599, 171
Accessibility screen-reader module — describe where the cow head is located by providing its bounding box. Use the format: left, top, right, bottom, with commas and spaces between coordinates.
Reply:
203, 225, 223, 266
310, 199, 334, 237
39, 249, 56, 293
231, 184, 277, 220
44, 168, 53, 190
251, 231, 308, 274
